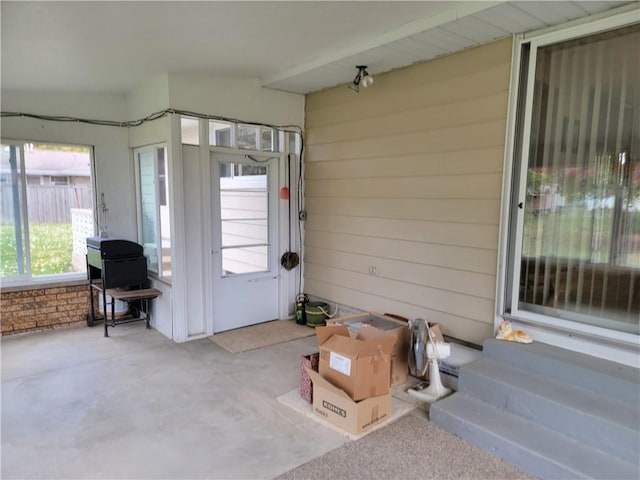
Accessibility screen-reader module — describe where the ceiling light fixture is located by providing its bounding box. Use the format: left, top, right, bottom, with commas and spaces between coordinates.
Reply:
349, 65, 374, 93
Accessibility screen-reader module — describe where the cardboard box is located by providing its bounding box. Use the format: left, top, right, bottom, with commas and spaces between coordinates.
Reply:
306, 367, 392, 435
299, 352, 320, 403
316, 325, 395, 401
327, 313, 409, 387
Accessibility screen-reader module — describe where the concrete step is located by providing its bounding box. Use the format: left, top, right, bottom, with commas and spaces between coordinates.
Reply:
482, 339, 640, 406
459, 357, 640, 465
430, 393, 640, 480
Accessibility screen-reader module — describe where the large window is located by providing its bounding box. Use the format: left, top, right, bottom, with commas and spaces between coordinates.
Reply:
507, 20, 639, 335
0, 142, 95, 281
135, 145, 171, 280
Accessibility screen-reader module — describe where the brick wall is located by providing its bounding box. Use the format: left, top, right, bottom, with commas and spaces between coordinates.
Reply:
1, 282, 91, 336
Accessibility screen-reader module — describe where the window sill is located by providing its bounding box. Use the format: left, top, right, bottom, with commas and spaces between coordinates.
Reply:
148, 275, 171, 288
0, 274, 88, 293
502, 310, 639, 348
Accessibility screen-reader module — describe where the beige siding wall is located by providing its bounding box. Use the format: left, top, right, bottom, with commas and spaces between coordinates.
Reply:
304, 38, 512, 344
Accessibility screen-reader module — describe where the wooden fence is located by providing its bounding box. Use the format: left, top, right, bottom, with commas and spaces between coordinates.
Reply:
0, 185, 93, 224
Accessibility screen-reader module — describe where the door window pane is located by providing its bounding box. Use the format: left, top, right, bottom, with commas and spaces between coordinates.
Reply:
219, 161, 269, 275
222, 246, 268, 275
518, 24, 639, 332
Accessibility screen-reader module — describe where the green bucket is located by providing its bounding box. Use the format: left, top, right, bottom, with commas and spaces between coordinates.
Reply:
305, 301, 329, 327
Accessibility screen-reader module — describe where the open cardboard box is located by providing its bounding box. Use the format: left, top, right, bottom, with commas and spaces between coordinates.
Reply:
326, 312, 409, 387
305, 367, 392, 436
316, 325, 395, 401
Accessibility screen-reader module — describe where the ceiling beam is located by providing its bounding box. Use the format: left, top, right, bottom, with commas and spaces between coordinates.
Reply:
260, 0, 507, 89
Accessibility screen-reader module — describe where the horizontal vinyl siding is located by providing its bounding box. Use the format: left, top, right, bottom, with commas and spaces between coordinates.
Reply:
305, 247, 496, 299
305, 173, 503, 201
306, 91, 508, 144
303, 38, 512, 345
307, 119, 506, 162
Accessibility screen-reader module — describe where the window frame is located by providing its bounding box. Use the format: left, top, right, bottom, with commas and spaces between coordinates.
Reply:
209, 121, 236, 148
498, 7, 640, 348
134, 143, 171, 282
0, 139, 97, 287
206, 117, 283, 153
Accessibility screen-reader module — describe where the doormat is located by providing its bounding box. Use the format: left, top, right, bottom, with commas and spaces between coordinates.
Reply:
209, 320, 315, 353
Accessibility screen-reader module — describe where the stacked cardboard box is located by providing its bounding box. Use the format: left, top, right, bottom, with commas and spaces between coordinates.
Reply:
307, 323, 397, 435
326, 312, 409, 387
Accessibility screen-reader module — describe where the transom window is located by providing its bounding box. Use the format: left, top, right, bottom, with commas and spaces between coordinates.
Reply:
207, 119, 283, 152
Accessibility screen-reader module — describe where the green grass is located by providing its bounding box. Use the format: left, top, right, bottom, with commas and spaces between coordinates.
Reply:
0, 223, 73, 276
522, 207, 640, 267
522, 209, 601, 260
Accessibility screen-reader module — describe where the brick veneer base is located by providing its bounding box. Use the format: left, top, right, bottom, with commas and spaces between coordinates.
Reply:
1, 282, 91, 336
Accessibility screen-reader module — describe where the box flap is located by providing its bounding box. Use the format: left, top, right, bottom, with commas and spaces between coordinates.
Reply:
315, 325, 349, 346
305, 366, 351, 400
327, 312, 407, 331
357, 334, 396, 357
429, 324, 444, 343
357, 324, 399, 344
323, 334, 363, 358
351, 314, 406, 331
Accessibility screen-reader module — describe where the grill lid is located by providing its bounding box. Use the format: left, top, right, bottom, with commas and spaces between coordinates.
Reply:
86, 237, 144, 259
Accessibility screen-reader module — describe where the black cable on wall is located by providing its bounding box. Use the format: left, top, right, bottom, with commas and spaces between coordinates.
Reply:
3, 106, 307, 285
1, 108, 303, 135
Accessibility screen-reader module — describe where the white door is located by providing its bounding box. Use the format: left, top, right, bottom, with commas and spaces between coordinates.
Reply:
211, 153, 280, 332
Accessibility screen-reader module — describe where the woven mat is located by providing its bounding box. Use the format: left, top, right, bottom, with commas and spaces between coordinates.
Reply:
209, 320, 315, 353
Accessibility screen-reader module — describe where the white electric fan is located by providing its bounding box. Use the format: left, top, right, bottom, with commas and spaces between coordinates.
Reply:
408, 318, 452, 403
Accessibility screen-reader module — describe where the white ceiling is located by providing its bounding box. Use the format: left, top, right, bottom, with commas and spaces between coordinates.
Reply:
0, 1, 631, 96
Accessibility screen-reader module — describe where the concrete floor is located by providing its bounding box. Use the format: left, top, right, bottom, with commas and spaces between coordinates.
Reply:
1, 323, 348, 479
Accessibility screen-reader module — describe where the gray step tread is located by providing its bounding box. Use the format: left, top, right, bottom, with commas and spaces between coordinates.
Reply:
431, 393, 640, 480
461, 357, 639, 430
482, 339, 640, 404
460, 357, 640, 464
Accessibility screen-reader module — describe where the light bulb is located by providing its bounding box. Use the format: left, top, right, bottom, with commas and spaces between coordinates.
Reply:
361, 74, 374, 88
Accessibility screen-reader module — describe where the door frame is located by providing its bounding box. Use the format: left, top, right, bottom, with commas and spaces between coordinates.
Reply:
209, 149, 284, 333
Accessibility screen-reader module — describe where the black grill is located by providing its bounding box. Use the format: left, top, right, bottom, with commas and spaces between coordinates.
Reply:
86, 237, 148, 288
86, 237, 152, 337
